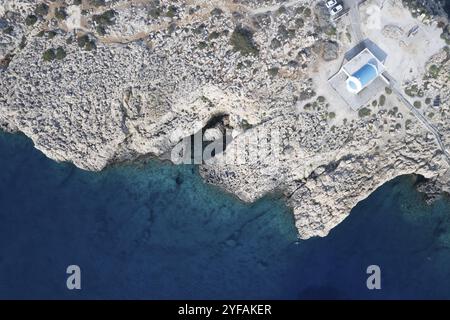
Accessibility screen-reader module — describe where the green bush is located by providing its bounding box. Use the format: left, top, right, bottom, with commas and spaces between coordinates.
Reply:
277, 6, 287, 15
25, 15, 38, 26
90, 0, 106, 7
405, 119, 412, 129
96, 25, 106, 36
295, 18, 304, 27
77, 35, 89, 47
385, 87, 392, 95
3, 26, 14, 35
241, 119, 253, 130
84, 40, 97, 51
230, 27, 259, 56
55, 7, 68, 20
149, 7, 161, 18
429, 64, 440, 78
210, 8, 223, 16
358, 107, 371, 117
303, 7, 311, 17
93, 10, 116, 27
55, 47, 66, 60
46, 30, 57, 39
328, 112, 336, 119
267, 67, 279, 77
166, 5, 177, 18
405, 84, 418, 97
208, 31, 220, 40
42, 48, 56, 62
413, 101, 421, 108
77, 35, 96, 51
379, 94, 386, 106
35, 3, 49, 16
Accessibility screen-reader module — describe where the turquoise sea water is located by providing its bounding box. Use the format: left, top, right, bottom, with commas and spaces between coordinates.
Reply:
0, 131, 449, 299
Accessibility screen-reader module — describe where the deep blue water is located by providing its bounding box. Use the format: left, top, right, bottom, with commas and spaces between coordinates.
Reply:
0, 131, 450, 299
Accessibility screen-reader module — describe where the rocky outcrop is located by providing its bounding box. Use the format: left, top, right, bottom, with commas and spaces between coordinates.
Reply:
1, 0, 449, 239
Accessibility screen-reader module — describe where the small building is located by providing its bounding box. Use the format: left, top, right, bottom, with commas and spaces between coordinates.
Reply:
328, 44, 389, 111
346, 62, 379, 93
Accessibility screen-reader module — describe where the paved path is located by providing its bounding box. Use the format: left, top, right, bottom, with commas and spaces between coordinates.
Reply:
384, 72, 450, 164
345, 0, 364, 42
250, 0, 302, 15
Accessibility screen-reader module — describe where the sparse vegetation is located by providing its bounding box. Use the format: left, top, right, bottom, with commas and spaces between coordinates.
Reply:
405, 119, 412, 129
210, 8, 223, 16
326, 26, 337, 37
77, 35, 96, 51
43, 46, 67, 62
35, 3, 49, 17
428, 64, 440, 78
3, 26, 14, 35
230, 27, 259, 56
379, 95, 386, 107
267, 67, 279, 77
303, 7, 311, 17
90, 0, 106, 7
93, 10, 116, 27
299, 89, 316, 101
149, 7, 162, 18
84, 40, 97, 51
270, 38, 281, 50
277, 6, 287, 15
42, 48, 56, 62
413, 101, 422, 108
25, 15, 38, 26
96, 26, 106, 36
240, 119, 253, 130
55, 7, 68, 20
166, 5, 178, 18
295, 18, 304, 28
405, 84, 419, 97
346, 32, 352, 42
37, 30, 57, 39
358, 107, 371, 117
208, 31, 220, 40
55, 47, 66, 60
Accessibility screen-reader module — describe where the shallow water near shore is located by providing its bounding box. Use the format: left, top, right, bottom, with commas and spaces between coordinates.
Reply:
0, 131, 450, 299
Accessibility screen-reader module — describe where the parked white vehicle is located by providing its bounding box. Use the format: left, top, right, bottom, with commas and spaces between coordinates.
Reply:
325, 0, 337, 9
330, 4, 343, 15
